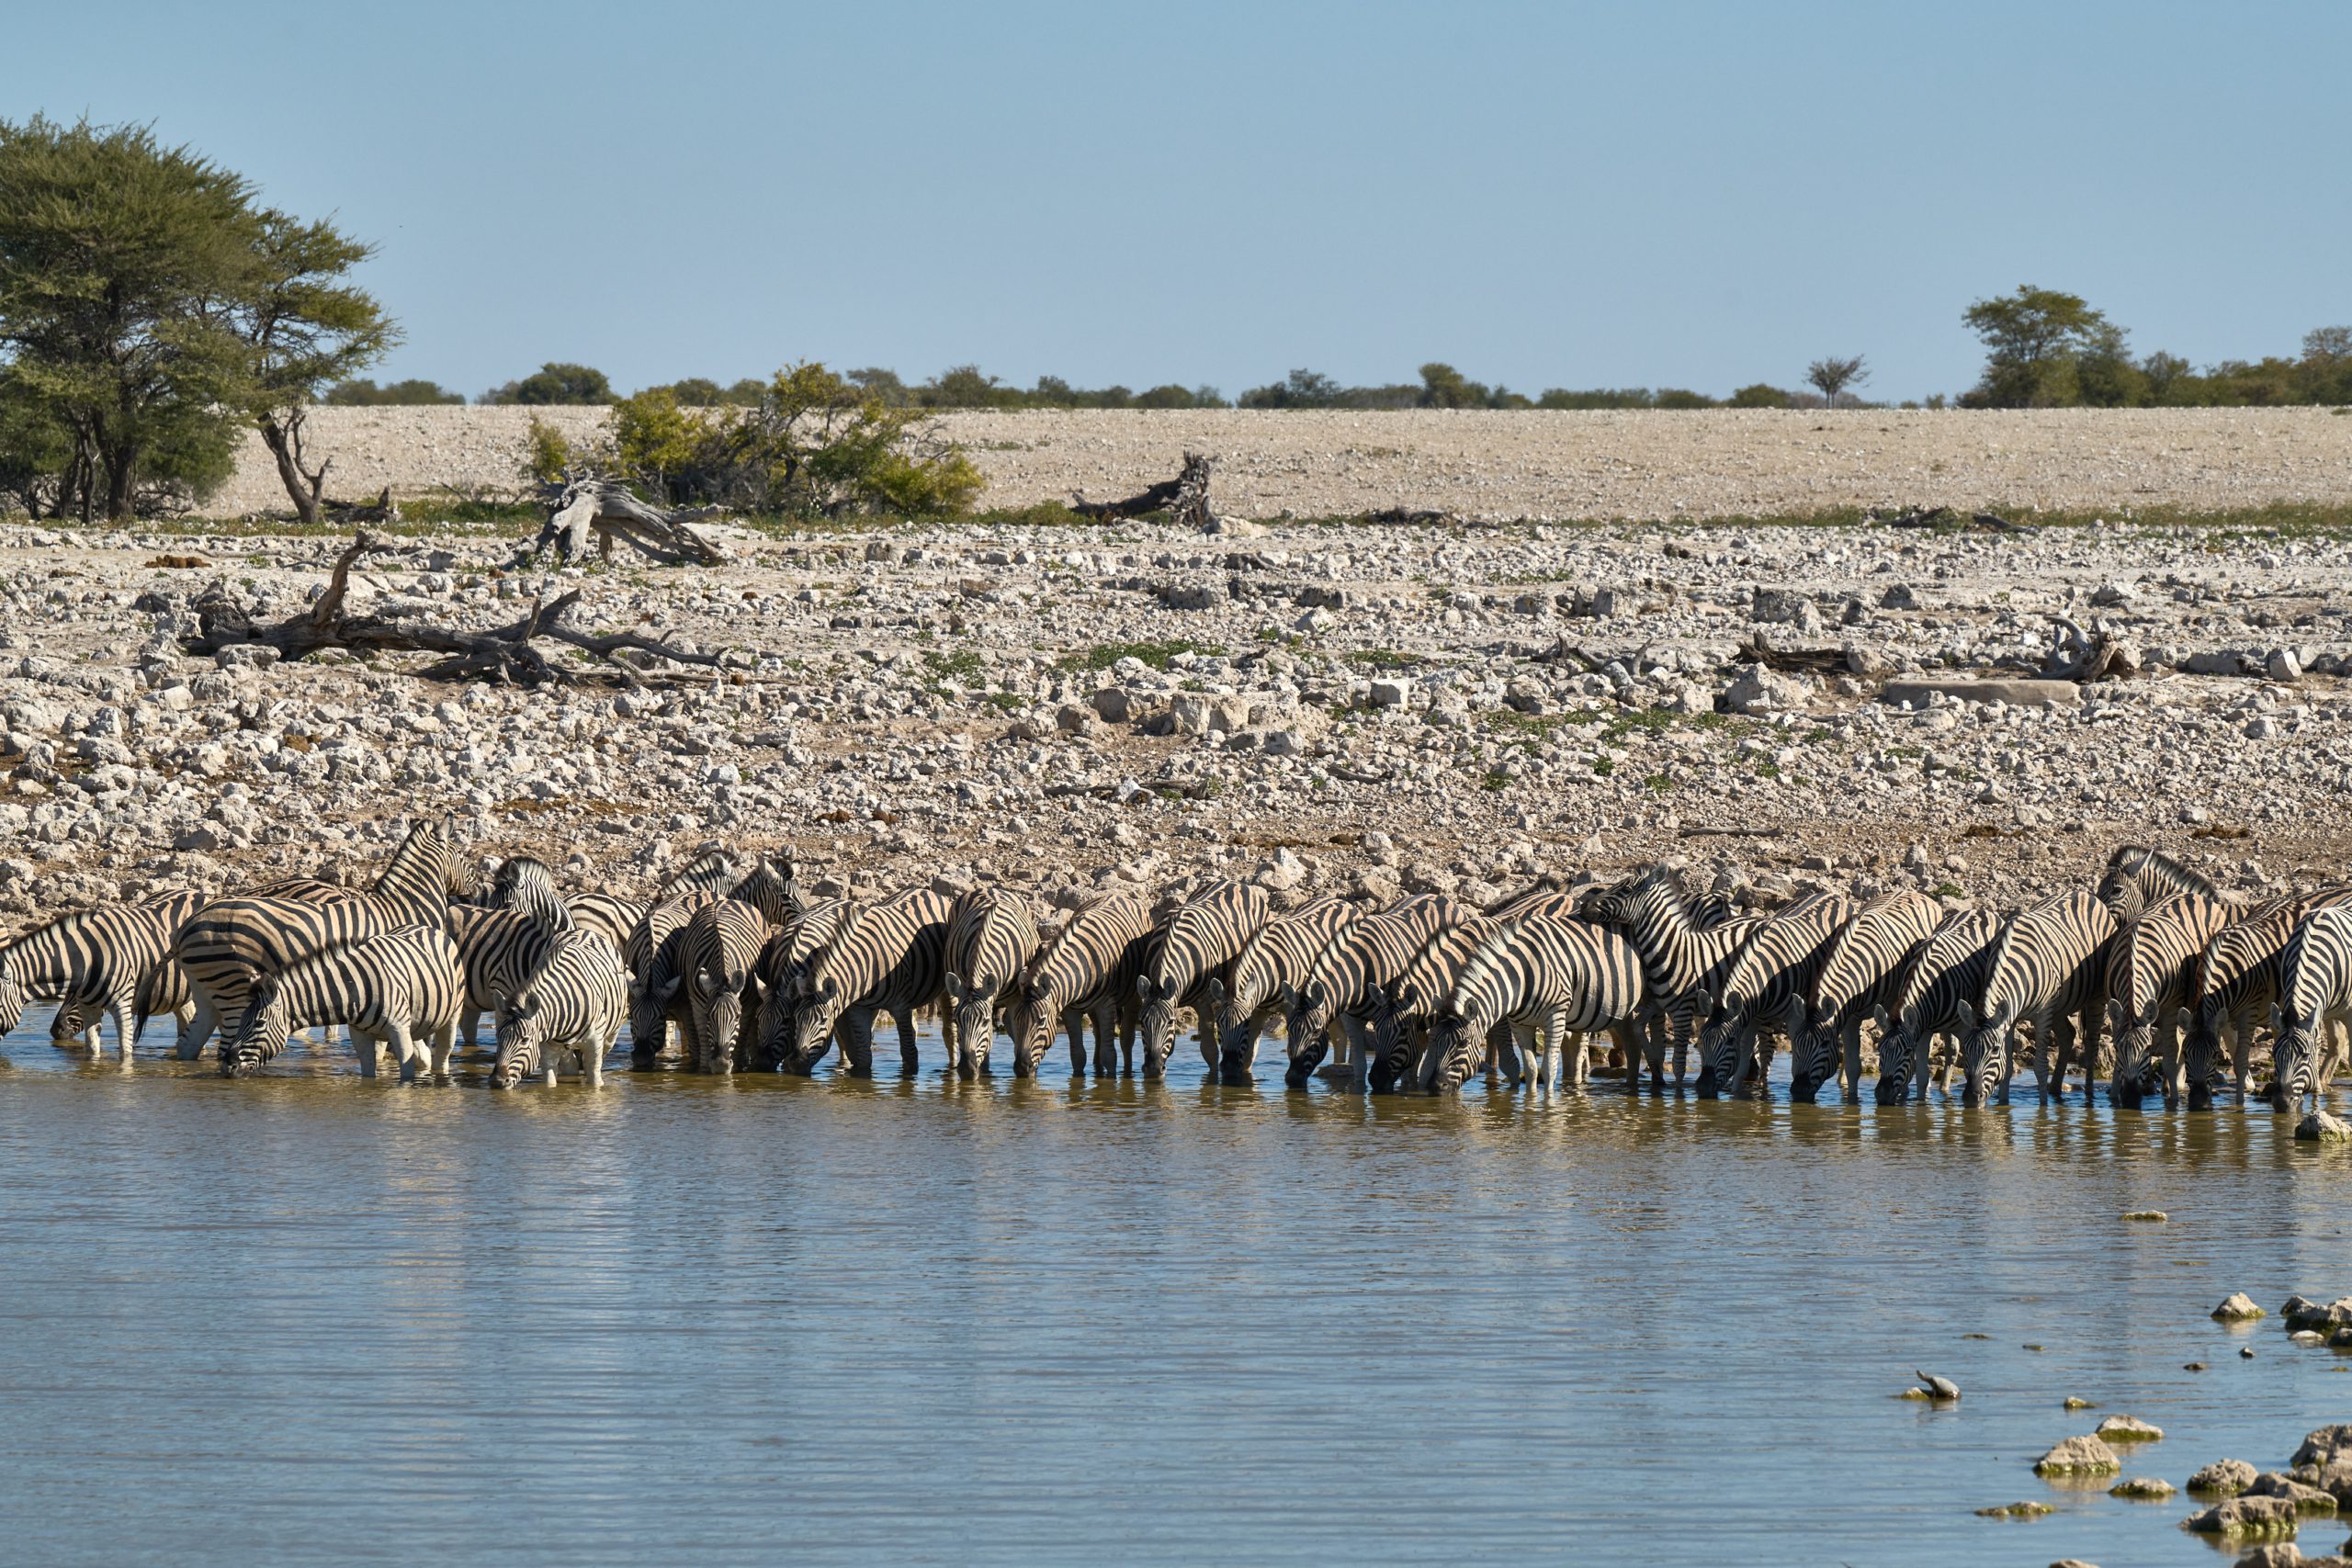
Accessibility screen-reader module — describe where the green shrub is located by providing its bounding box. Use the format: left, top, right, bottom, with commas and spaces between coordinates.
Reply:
524, 414, 574, 484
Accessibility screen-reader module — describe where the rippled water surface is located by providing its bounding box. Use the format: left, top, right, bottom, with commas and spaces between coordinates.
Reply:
4, 1024, 2349, 1566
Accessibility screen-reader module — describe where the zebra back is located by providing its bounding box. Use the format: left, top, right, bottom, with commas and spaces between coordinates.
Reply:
1977, 890, 2116, 1028
2108, 892, 2233, 1028
797, 887, 955, 1038
2193, 887, 2352, 1030
493, 930, 629, 1084
1222, 897, 1358, 1021
1024, 893, 1150, 1016
225, 923, 464, 1073
1142, 880, 1272, 1000
1586, 863, 1757, 1010
944, 886, 1041, 1004
1708, 892, 1852, 1027
2279, 904, 2352, 1039
567, 892, 644, 953
2098, 844, 2222, 926
1300, 894, 1474, 1021
1888, 909, 2003, 1037
489, 856, 572, 931
1446, 913, 1645, 1037
0, 902, 176, 1032
449, 905, 564, 1014
727, 855, 801, 925
1810, 889, 1941, 1032
656, 850, 737, 903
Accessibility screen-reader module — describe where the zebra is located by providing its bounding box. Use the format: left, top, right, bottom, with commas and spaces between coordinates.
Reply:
219, 923, 465, 1081
752, 897, 854, 1071
1424, 914, 1649, 1093
1005, 892, 1151, 1078
491, 930, 629, 1088
679, 857, 801, 1074
2104, 892, 2234, 1109
941, 886, 1042, 1077
1581, 864, 1766, 1090
1955, 891, 2116, 1106
173, 818, 476, 1061
1136, 880, 1272, 1079
2183, 888, 2352, 1110
31, 888, 208, 1053
1206, 897, 1360, 1083
449, 904, 576, 1051
565, 892, 643, 954
785, 887, 956, 1077
1367, 916, 1508, 1093
0, 901, 183, 1063
1790, 889, 1941, 1104
2272, 904, 2352, 1115
1283, 894, 1476, 1089
626, 889, 716, 1069
488, 855, 572, 930
1691, 891, 1852, 1099
1871, 909, 2002, 1104
2098, 845, 2225, 928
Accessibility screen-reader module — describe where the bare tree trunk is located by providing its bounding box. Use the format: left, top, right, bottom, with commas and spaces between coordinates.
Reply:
102, 441, 134, 525
258, 406, 330, 526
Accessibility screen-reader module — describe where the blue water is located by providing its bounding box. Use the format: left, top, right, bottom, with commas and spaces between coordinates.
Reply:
2, 1024, 2348, 1566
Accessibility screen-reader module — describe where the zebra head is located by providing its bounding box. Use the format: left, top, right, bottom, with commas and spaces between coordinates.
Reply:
1955, 997, 2012, 1107
1283, 980, 1332, 1089
788, 974, 848, 1077
1871, 1003, 1917, 1105
492, 993, 547, 1088
2269, 1000, 2321, 1114
220, 984, 291, 1077
0, 963, 25, 1037
1423, 1006, 1481, 1093
1692, 990, 1749, 1100
693, 967, 742, 1077
753, 974, 800, 1074
941, 972, 993, 1078
2179, 1001, 2226, 1112
1787, 999, 1841, 1105
1006, 974, 1059, 1078
2106, 998, 2156, 1110
1135, 972, 1180, 1079
2096, 870, 2146, 929
1363, 979, 1419, 1094
628, 973, 683, 1069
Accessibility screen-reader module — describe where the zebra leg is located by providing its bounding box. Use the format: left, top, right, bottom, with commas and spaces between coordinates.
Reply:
430, 1021, 457, 1078
176, 991, 220, 1062
458, 1006, 481, 1052
1340, 1016, 1371, 1089
106, 994, 137, 1066
895, 1010, 919, 1075
1065, 1010, 1087, 1077
839, 1010, 877, 1077
1840, 1019, 1864, 1104
1091, 1000, 1117, 1077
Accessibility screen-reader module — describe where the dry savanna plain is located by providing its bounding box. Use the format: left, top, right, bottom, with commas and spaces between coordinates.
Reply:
8, 406, 2352, 928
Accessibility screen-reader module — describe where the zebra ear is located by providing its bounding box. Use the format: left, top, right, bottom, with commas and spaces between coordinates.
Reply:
1203, 976, 1225, 1006
943, 971, 966, 1003
1136, 975, 1153, 1002
1280, 983, 1298, 1011
1691, 988, 1713, 1016
1871, 1003, 1891, 1032
2269, 1002, 2284, 1035
1953, 998, 1974, 1030
2175, 1006, 2193, 1032
2105, 998, 2124, 1032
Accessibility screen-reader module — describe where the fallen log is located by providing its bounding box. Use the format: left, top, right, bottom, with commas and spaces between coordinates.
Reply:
1733, 631, 1847, 674
532, 479, 729, 566
185, 531, 747, 689
1072, 452, 1215, 528
323, 485, 399, 525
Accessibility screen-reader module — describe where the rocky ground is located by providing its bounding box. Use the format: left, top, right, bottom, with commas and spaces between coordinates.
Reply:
209, 405, 2352, 522
3, 491, 2351, 921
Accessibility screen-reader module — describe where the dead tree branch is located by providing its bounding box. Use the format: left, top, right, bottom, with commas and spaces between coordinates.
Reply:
532, 478, 729, 566
1072, 452, 1215, 528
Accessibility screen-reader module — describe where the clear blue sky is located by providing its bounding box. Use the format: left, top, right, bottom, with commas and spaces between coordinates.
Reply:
17, 1, 2347, 401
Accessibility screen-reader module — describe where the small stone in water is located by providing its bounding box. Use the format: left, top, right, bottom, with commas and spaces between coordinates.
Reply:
1973, 1499, 2052, 1518
2064, 1396, 2095, 1409
2110, 1475, 2176, 1500
2121, 1209, 2167, 1222
2244, 1347, 2258, 1359
2034, 1435, 2123, 1476
2098, 1415, 2165, 1443
2214, 1292, 2268, 1321
2185, 1360, 2210, 1371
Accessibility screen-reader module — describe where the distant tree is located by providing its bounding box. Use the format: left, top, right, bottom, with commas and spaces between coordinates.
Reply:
2137, 352, 2192, 403
1133, 384, 1197, 409
1805, 355, 1868, 410
1537, 388, 1655, 410
1238, 368, 1343, 409
325, 378, 463, 406
653, 377, 727, 405
1960, 286, 2124, 407
845, 367, 910, 406
1653, 388, 1718, 409
0, 117, 256, 520
235, 212, 399, 524
1417, 362, 1488, 409
1729, 383, 1792, 408
484, 362, 612, 405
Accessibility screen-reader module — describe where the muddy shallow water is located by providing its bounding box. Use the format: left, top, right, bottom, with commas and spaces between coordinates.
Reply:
3, 1025, 2348, 1566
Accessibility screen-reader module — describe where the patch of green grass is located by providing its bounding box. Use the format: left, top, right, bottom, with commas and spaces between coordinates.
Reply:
979, 692, 1025, 713
1480, 770, 1511, 792
1931, 882, 1964, 899
1052, 638, 1222, 673
1346, 649, 1418, 670
1591, 757, 1615, 777
1884, 744, 1925, 761
922, 648, 983, 681
1644, 773, 1674, 794
1752, 760, 1781, 780
1802, 728, 1835, 745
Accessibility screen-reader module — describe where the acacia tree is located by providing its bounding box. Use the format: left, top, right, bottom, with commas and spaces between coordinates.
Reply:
0, 117, 255, 521
1805, 355, 1867, 409
1961, 286, 2117, 407
237, 212, 398, 524
0, 116, 394, 522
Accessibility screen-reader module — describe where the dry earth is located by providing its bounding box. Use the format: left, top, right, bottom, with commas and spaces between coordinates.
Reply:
211, 406, 2352, 521
5, 437, 2352, 925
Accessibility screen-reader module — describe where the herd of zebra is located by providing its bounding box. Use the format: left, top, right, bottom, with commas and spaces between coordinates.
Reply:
0, 827, 2346, 1111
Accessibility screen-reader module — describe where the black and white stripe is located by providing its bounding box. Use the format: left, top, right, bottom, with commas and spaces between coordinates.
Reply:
2184, 888, 2352, 1110
679, 857, 800, 1075
1792, 889, 1941, 1104
1284, 894, 1476, 1089
1424, 913, 1649, 1093
219, 923, 465, 1080
0, 899, 182, 1062
491, 930, 629, 1088
1136, 880, 1272, 1079
1207, 897, 1359, 1083
173, 818, 475, 1062
1957, 891, 2115, 1105
1368, 916, 1504, 1093
1692, 891, 1851, 1099
1006, 892, 1151, 1078
2270, 904, 2352, 1115
488, 855, 572, 931
2104, 892, 2233, 1108
786, 887, 956, 1077
1871, 909, 2000, 1104
1583, 864, 1765, 1090
941, 886, 1042, 1077
2098, 844, 2223, 928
